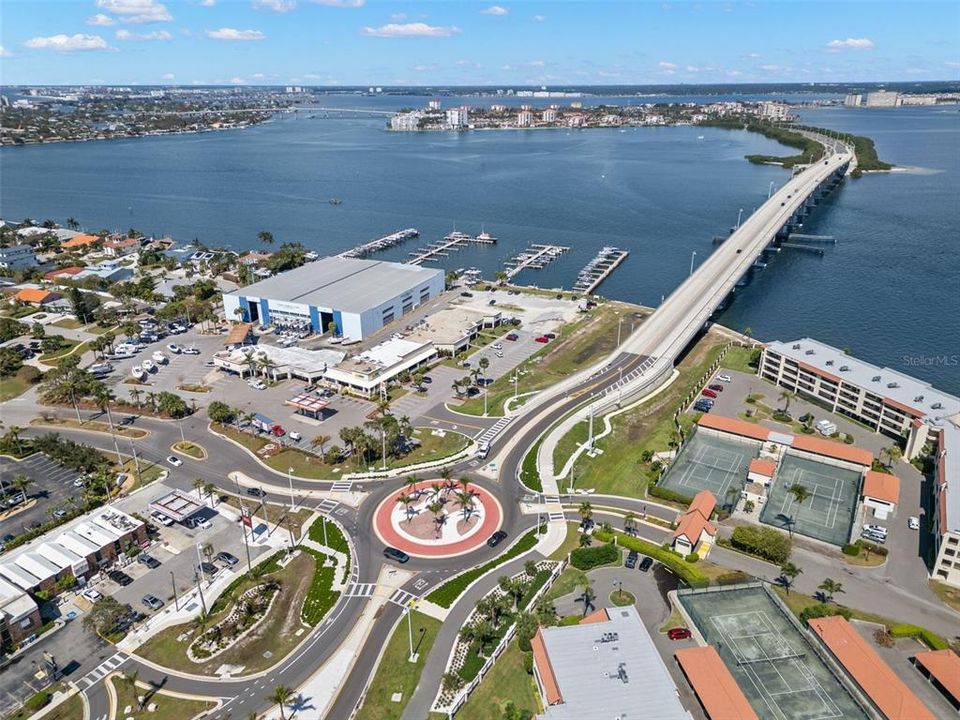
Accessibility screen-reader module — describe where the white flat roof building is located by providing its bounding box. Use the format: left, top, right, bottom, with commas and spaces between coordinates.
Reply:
0, 564, 42, 591
0, 577, 37, 625
214, 345, 345, 383
324, 337, 437, 396
222, 257, 444, 341
14, 554, 60, 584
36, 542, 89, 578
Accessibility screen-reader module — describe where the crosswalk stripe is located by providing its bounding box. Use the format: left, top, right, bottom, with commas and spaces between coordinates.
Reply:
77, 652, 128, 690
474, 416, 513, 446
344, 582, 377, 598
330, 480, 353, 493
388, 589, 419, 607
315, 499, 340, 514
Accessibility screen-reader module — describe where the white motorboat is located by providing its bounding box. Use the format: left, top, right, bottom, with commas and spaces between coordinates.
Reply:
142, 359, 155, 372
152, 351, 168, 364
132, 365, 146, 381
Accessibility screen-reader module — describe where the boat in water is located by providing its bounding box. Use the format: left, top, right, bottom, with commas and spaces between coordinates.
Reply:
329, 198, 342, 206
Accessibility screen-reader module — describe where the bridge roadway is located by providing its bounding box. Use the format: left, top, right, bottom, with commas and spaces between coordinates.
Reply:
13, 141, 855, 718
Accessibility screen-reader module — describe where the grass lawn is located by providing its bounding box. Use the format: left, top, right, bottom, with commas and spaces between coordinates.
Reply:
136, 552, 316, 676
928, 581, 960, 613
173, 441, 205, 459
454, 640, 540, 720
119, 458, 164, 491
609, 589, 636, 607
547, 522, 583, 561
110, 677, 216, 720
659, 603, 688, 632
220, 494, 312, 531
39, 339, 86, 363
721, 345, 761, 374
51, 318, 83, 330
3, 305, 38, 319
551, 329, 739, 498
86, 324, 117, 336
544, 566, 590, 603
0, 367, 42, 401
30, 417, 147, 439
7, 691, 84, 720
354, 611, 442, 720
457, 302, 647, 416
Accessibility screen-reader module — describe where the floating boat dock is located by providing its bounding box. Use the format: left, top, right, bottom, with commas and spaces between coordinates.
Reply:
339, 228, 419, 259
503, 244, 570, 280
407, 229, 498, 266
572, 246, 629, 294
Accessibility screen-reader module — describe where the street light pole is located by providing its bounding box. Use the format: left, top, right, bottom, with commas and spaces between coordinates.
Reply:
287, 466, 295, 510
483, 388, 488, 417
170, 571, 179, 611
616, 315, 623, 346
768, 181, 775, 198
407, 600, 416, 661
689, 251, 697, 276
735, 208, 744, 230
513, 374, 518, 399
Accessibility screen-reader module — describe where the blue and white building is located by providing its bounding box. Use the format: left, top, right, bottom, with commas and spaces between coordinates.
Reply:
222, 257, 444, 341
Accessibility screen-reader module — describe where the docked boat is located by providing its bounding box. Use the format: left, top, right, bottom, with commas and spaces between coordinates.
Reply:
132, 365, 146, 381
142, 359, 155, 373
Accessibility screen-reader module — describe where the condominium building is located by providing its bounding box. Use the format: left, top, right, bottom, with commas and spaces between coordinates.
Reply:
542, 108, 558, 122
931, 423, 960, 588
390, 112, 422, 132
0, 244, 38, 269
865, 90, 901, 107
445, 106, 469, 129
844, 93, 863, 107
759, 101, 789, 120
517, 110, 534, 127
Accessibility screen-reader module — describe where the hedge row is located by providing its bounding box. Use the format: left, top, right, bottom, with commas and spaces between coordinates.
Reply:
570, 543, 619, 571
648, 483, 694, 506
889, 624, 949, 651
799, 603, 852, 623
519, 437, 543, 492
842, 539, 889, 557
730, 525, 792, 564
592, 530, 709, 589
426, 530, 540, 608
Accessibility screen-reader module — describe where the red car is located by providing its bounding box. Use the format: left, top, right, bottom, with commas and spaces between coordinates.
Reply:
506, 333, 519, 341
667, 627, 692, 641
534, 336, 549, 343
708, 384, 724, 392
701, 388, 718, 399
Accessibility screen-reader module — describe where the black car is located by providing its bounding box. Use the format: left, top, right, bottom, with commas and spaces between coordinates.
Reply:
460, 291, 473, 297
216, 551, 239, 567
638, 556, 654, 572
624, 551, 639, 569
246, 487, 267, 498
108, 570, 133, 586
197, 562, 219, 577
383, 547, 410, 564
487, 530, 508, 548
137, 554, 161, 569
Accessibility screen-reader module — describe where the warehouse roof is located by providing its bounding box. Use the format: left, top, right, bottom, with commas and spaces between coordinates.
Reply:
228, 257, 442, 314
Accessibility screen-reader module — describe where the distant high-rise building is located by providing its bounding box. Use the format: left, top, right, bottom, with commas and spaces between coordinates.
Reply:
759, 101, 789, 120
390, 112, 421, 131
542, 108, 557, 122
865, 90, 900, 107
428, 99, 441, 110
445, 106, 469, 128
517, 110, 534, 127
844, 93, 863, 107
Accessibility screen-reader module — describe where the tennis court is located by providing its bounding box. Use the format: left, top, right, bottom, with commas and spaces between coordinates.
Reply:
658, 428, 759, 505
759, 453, 861, 546
678, 585, 868, 720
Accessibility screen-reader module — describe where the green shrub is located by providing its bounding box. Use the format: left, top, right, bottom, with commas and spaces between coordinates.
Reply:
841, 542, 861, 556
730, 525, 792, 564
593, 530, 709, 588
570, 543, 619, 571
888, 624, 949, 650
559, 615, 581, 626
301, 549, 340, 626
685, 553, 699, 563
519, 438, 543, 492
800, 603, 852, 623
860, 540, 888, 557
24, 691, 51, 712
648, 484, 694, 505
522, 650, 534, 674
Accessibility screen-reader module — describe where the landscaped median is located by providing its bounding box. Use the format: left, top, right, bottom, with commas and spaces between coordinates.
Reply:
172, 440, 206, 460
109, 673, 217, 720
29, 416, 148, 439
134, 545, 342, 676
591, 529, 710, 588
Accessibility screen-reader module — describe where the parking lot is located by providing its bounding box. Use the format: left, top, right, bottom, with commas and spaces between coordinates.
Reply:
0, 454, 82, 541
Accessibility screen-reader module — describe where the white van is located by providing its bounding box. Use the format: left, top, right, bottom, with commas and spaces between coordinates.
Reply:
815, 419, 837, 436
477, 442, 490, 460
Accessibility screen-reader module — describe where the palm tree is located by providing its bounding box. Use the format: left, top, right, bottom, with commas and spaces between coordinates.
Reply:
451, 380, 462, 397
93, 385, 122, 466
818, 578, 844, 603
578, 501, 593, 525
12, 474, 31, 499
880, 446, 902, 469
478, 356, 490, 384
439, 466, 452, 484
66, 217, 80, 230
203, 482, 217, 507
145, 391, 158, 413
624, 511, 637, 534
455, 490, 475, 520
243, 412, 257, 436
404, 475, 420, 496
578, 532, 593, 548
194, 478, 205, 499
128, 387, 142, 409
6, 426, 23, 455
267, 685, 293, 720
778, 389, 794, 414
396, 492, 414, 522
578, 581, 596, 617
780, 562, 802, 595
257, 230, 275, 247
310, 434, 330, 455
428, 500, 445, 537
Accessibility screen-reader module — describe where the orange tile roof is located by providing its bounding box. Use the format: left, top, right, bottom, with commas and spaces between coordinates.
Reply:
60, 233, 100, 249
808, 616, 935, 720
790, 435, 873, 467
862, 471, 900, 505
14, 288, 54, 304
688, 490, 717, 519
697, 414, 771, 442
579, 608, 609, 625
913, 650, 960, 702
672, 511, 716, 544
748, 458, 777, 477
531, 628, 563, 706
675, 646, 758, 720
43, 266, 84, 280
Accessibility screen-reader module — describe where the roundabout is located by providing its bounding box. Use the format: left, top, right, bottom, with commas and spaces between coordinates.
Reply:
373, 479, 503, 558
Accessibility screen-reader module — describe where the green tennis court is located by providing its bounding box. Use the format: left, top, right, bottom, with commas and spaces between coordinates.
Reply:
658, 428, 759, 505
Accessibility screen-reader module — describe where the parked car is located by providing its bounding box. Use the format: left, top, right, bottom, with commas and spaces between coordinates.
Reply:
861, 530, 886, 544
624, 551, 638, 569
142, 594, 164, 611
197, 562, 219, 577
216, 552, 239, 567
73, 477, 85, 487
383, 547, 410, 564
108, 571, 133, 586
138, 554, 161, 569
151, 511, 174, 527
183, 347, 201, 355
421, 376, 432, 384
196, 517, 213, 530
53, 509, 67, 518
701, 389, 718, 399
248, 379, 267, 390
288, 431, 302, 442
908, 516, 920, 530
487, 530, 508, 547
246, 487, 267, 498
716, 374, 732, 383
166, 455, 182, 467
166, 343, 182, 354
544, 332, 557, 339
667, 627, 692, 640
82, 588, 103, 603
863, 524, 887, 537
708, 384, 724, 392
535, 336, 549, 344
638, 556, 654, 572
505, 333, 519, 341
492, 343, 503, 350
460, 291, 473, 297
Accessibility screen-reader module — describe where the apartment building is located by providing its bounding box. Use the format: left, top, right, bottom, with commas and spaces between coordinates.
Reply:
931, 423, 960, 588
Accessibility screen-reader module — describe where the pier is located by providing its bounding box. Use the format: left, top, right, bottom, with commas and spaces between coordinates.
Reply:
338, 228, 419, 259
407, 230, 498, 266
503, 244, 570, 280
572, 247, 630, 294
787, 233, 836, 244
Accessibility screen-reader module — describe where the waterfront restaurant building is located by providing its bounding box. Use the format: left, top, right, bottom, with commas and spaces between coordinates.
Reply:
222, 257, 444, 341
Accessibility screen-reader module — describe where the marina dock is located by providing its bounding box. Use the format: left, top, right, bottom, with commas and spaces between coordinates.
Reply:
572, 246, 630, 294
787, 233, 836, 244
339, 228, 419, 259
407, 229, 497, 266
503, 244, 570, 280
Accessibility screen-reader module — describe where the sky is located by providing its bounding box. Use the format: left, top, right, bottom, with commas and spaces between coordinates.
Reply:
1, 0, 958, 86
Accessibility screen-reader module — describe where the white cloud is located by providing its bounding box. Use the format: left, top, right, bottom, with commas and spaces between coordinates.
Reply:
230, 77, 246, 85
206, 28, 266, 40
826, 37, 874, 50
95, 0, 172, 24
482, 5, 508, 15
0, 46, 12, 57
500, 64, 511, 71
529, 59, 545, 67
251, 73, 266, 79
86, 13, 116, 26
311, 0, 364, 6
945, 61, 960, 69
533, 14, 545, 21
116, 29, 172, 40
253, 0, 296, 11
412, 64, 438, 72
200, 0, 215, 5
361, 22, 460, 37
760, 64, 782, 72
658, 61, 677, 73
25, 34, 112, 52
161, 72, 175, 80
390, 12, 407, 20
746, 52, 760, 58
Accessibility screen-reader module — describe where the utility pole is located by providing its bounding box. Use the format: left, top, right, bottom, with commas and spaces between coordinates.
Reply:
240, 505, 252, 572
194, 570, 207, 615
287, 466, 296, 510
407, 599, 417, 662
321, 514, 329, 546
513, 373, 519, 399
483, 388, 488, 417
735, 208, 744, 230
129, 438, 141, 486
